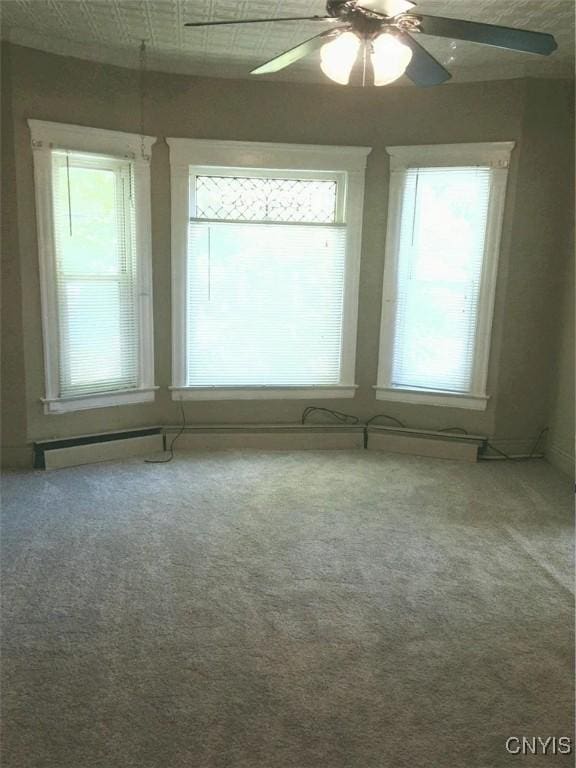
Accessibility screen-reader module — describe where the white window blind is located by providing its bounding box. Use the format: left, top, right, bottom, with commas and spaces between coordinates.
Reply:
51, 150, 139, 397
390, 166, 492, 393
185, 174, 347, 387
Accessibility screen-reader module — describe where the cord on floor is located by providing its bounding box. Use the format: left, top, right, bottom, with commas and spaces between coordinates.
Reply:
145, 402, 187, 464
483, 427, 549, 461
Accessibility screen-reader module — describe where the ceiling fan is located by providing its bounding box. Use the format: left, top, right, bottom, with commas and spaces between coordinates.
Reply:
185, 0, 557, 87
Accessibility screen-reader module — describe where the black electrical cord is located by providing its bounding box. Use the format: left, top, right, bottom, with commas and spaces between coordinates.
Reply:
363, 414, 406, 449
484, 442, 514, 460
145, 402, 187, 464
528, 427, 549, 457
438, 427, 469, 435
301, 406, 360, 425
483, 427, 549, 461
365, 414, 406, 428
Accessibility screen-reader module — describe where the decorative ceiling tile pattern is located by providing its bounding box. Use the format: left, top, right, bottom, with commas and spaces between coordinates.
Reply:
1, 0, 574, 85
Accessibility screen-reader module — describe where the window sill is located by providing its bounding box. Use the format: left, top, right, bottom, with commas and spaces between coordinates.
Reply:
42, 388, 158, 414
170, 386, 358, 401
374, 386, 489, 411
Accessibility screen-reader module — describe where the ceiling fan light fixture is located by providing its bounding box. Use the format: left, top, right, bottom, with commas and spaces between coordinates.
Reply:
320, 31, 361, 84
359, 0, 416, 16
185, 1, 558, 88
371, 32, 413, 85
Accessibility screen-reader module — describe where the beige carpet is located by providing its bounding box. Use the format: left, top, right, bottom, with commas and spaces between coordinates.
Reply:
2, 451, 574, 767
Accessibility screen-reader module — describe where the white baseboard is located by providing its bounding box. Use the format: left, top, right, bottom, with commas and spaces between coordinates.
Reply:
42, 434, 164, 470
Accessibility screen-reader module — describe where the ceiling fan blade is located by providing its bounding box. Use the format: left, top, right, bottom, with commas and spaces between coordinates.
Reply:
185, 16, 333, 28
251, 28, 346, 75
358, 0, 416, 18
416, 15, 557, 56
399, 32, 452, 87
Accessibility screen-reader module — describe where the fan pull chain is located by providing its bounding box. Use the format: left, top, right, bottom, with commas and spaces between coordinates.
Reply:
66, 153, 73, 236
139, 40, 147, 160
207, 226, 212, 302
410, 171, 420, 246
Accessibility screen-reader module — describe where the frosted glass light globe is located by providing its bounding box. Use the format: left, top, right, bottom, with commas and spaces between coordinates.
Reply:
371, 33, 413, 86
320, 32, 361, 85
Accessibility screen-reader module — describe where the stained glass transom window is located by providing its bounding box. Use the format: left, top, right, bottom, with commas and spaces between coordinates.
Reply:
194, 175, 338, 224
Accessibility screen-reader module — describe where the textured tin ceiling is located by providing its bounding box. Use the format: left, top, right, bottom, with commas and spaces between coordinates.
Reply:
1, 0, 574, 85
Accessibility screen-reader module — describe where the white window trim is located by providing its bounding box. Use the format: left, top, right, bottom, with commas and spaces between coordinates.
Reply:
375, 141, 515, 411
170, 386, 359, 401
41, 388, 158, 414
168, 138, 370, 400
28, 120, 157, 414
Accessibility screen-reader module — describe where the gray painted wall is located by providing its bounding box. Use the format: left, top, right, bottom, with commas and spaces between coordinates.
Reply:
2, 45, 29, 467
1, 43, 573, 470
546, 159, 575, 477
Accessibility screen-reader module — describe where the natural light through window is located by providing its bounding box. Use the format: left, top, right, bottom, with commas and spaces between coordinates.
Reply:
168, 139, 369, 400
29, 120, 156, 413
187, 174, 345, 388
195, 175, 338, 223
52, 152, 138, 396
376, 143, 513, 410
391, 166, 491, 392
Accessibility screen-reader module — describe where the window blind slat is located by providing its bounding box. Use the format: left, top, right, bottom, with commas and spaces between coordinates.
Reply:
51, 151, 140, 397
391, 166, 492, 393
186, 220, 346, 387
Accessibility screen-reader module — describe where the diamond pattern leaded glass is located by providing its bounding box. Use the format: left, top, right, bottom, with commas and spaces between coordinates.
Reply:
194, 175, 337, 224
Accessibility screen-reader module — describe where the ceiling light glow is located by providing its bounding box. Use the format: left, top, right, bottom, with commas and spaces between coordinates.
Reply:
371, 33, 413, 86
320, 32, 361, 85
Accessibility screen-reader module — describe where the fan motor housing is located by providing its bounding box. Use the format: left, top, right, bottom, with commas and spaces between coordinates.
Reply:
326, 1, 399, 36
326, 0, 351, 17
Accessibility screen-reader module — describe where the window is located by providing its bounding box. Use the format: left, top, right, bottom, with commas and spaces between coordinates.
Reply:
168, 139, 370, 400
376, 142, 514, 411
29, 121, 156, 413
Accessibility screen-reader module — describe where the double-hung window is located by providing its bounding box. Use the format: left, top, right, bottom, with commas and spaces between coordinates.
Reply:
29, 121, 156, 413
376, 142, 514, 410
168, 139, 369, 400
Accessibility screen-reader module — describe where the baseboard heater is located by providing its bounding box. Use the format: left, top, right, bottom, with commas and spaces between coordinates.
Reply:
33, 427, 164, 470
33, 423, 486, 470
164, 423, 365, 452
367, 425, 487, 462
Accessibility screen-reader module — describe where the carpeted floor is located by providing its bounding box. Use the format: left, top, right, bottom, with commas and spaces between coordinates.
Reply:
2, 451, 574, 767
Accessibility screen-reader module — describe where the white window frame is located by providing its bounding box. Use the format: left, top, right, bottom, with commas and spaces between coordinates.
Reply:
168, 138, 370, 401
375, 142, 515, 411
29, 120, 157, 414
